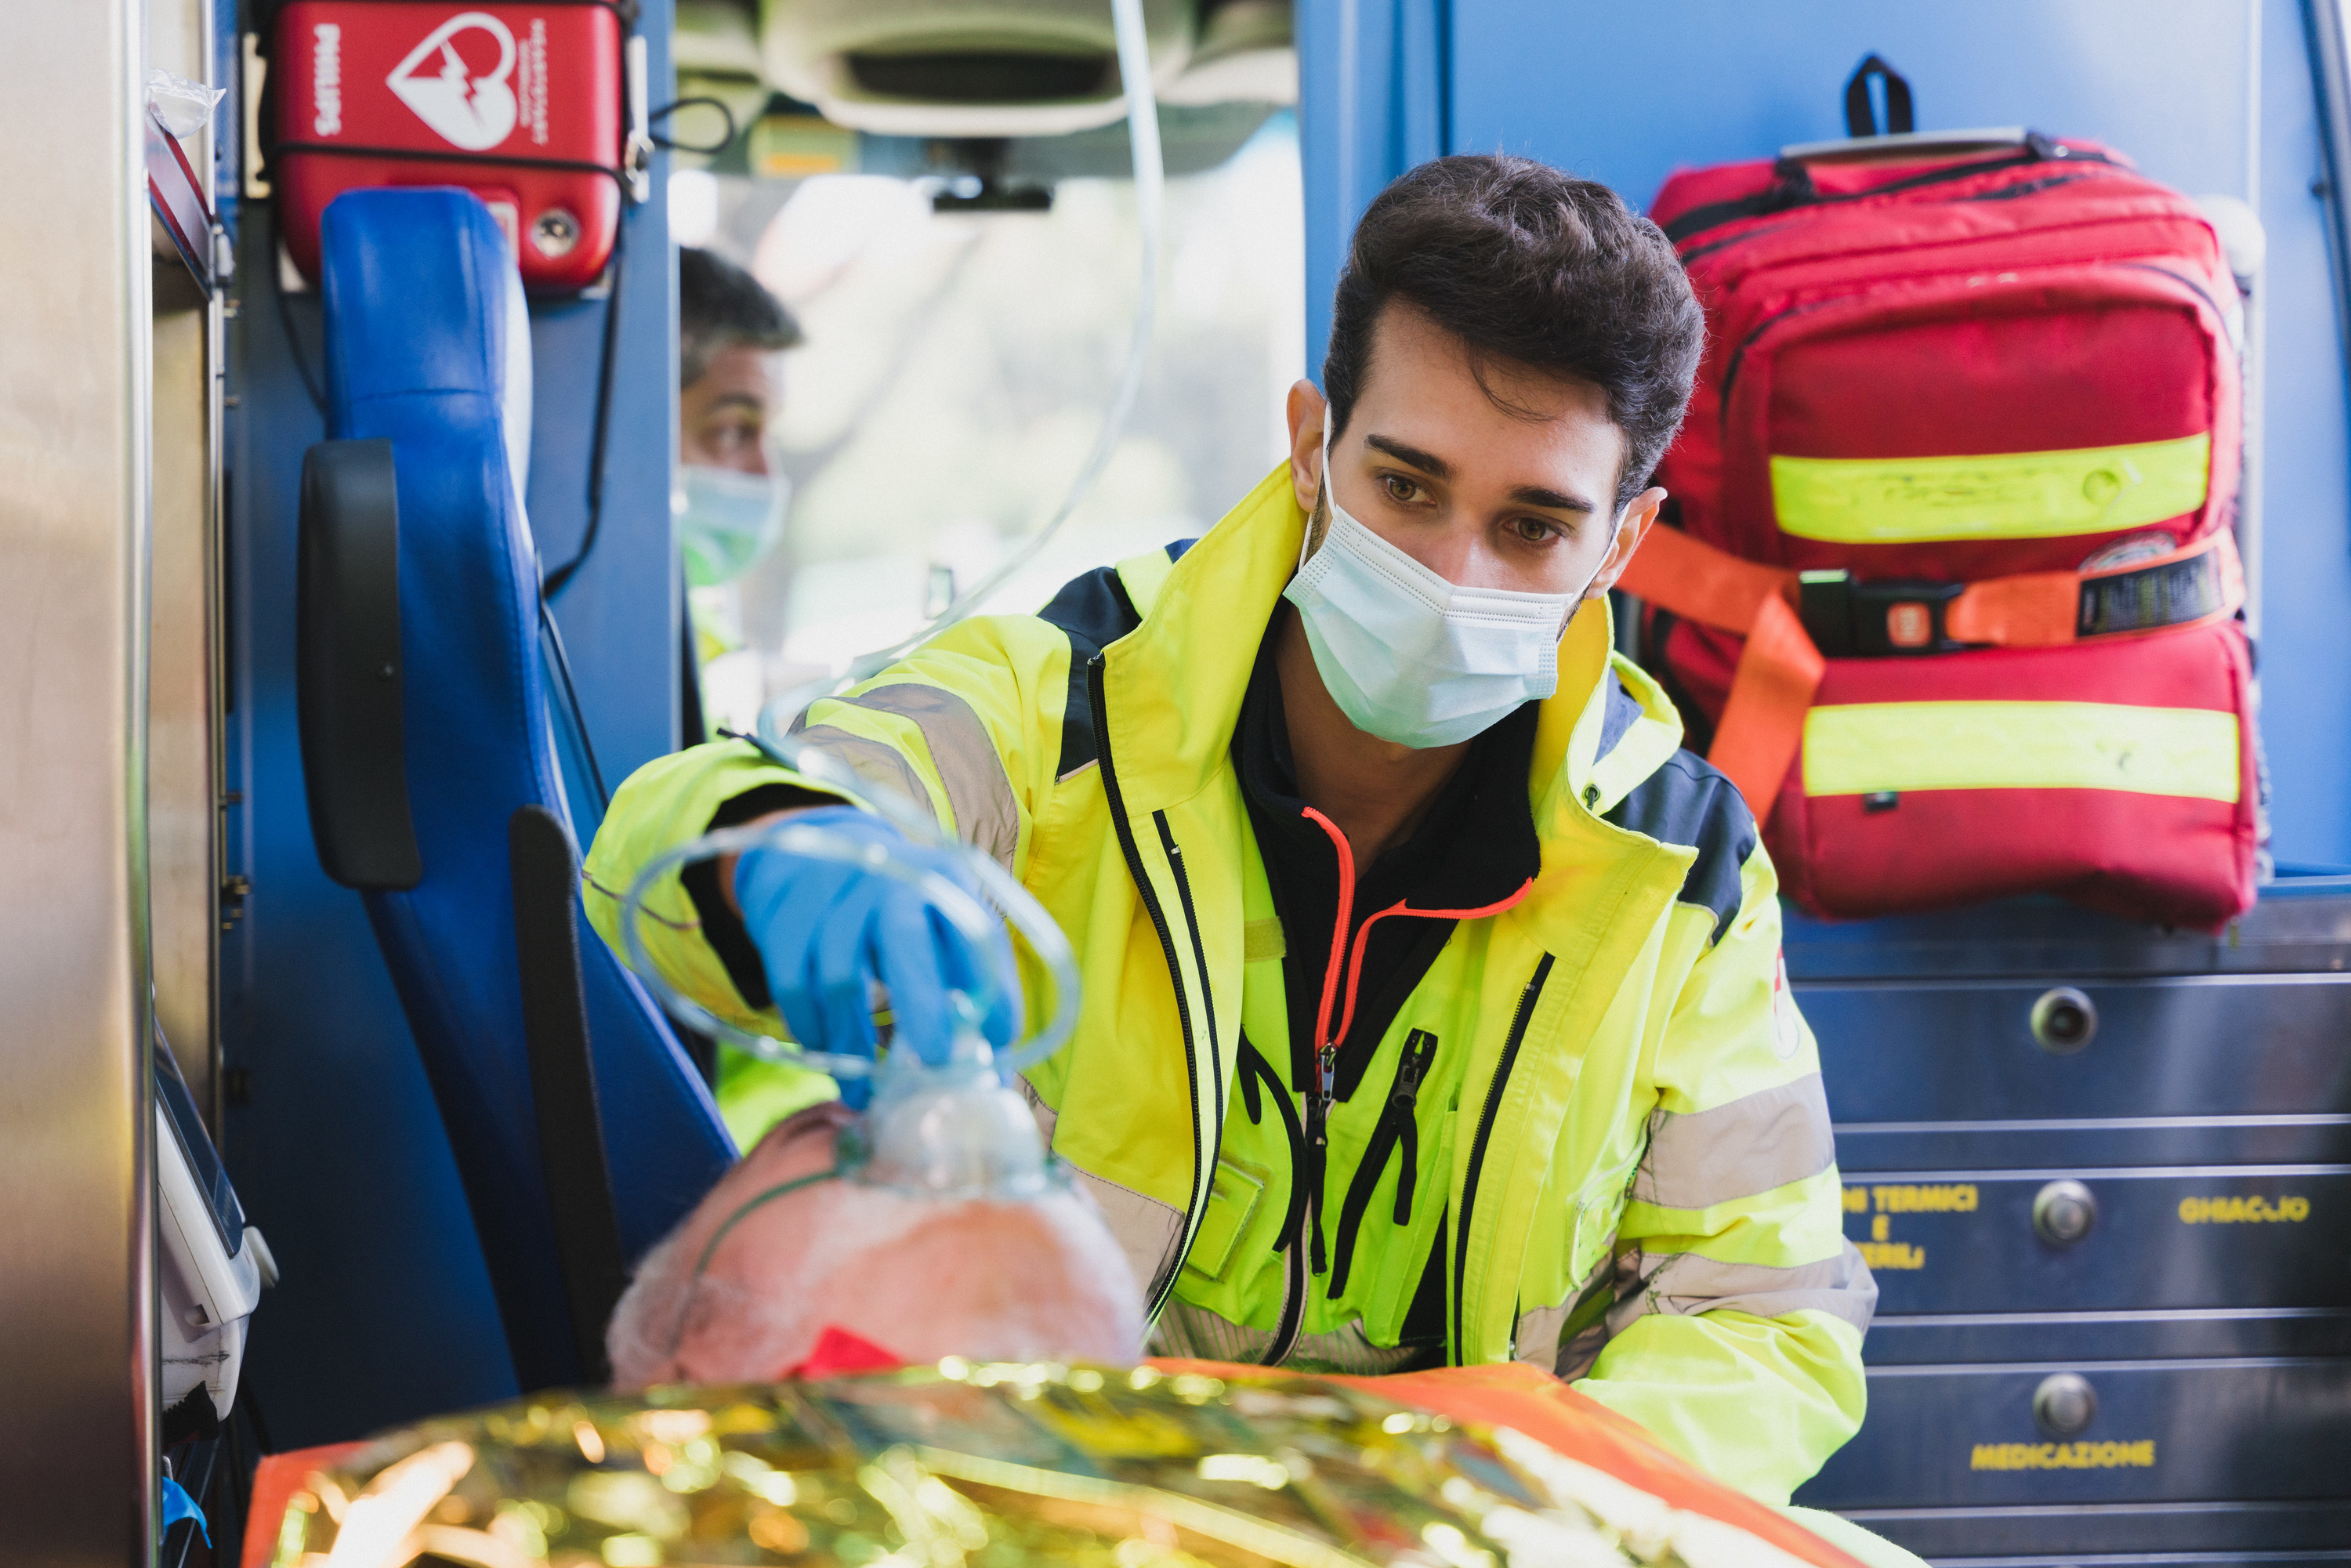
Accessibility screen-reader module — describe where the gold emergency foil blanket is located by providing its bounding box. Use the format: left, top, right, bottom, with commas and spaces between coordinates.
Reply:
268, 1361, 1776, 1568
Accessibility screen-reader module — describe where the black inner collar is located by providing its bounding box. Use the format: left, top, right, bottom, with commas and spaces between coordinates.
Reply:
1234, 609, 1542, 1099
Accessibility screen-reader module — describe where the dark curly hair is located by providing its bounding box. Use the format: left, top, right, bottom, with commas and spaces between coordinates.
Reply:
1322, 154, 1704, 512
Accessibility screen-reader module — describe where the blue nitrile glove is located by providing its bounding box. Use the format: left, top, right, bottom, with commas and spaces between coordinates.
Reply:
734, 807, 1021, 1099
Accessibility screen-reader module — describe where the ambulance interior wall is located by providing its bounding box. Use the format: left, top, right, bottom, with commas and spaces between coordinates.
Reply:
1300, 0, 2351, 872
219, 1, 685, 1443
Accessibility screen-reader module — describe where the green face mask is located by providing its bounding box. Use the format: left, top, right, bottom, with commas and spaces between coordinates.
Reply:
678, 464, 788, 587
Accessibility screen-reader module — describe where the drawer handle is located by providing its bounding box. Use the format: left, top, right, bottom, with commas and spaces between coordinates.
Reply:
2033, 1179, 2099, 1246
2030, 987, 2098, 1054
2033, 1371, 2098, 1437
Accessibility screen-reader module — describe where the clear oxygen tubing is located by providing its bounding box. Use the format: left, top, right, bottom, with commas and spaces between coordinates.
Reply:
614, 0, 1161, 1083
615, 802, 1083, 1084
757, 0, 1164, 709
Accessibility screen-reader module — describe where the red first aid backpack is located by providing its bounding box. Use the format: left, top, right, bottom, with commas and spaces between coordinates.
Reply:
1623, 59, 2258, 929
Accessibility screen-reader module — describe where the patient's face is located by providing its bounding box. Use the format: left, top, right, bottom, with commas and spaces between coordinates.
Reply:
607, 1102, 1143, 1390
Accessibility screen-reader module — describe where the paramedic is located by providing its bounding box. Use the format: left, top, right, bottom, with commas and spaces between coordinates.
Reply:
676, 245, 802, 744
586, 154, 1875, 1505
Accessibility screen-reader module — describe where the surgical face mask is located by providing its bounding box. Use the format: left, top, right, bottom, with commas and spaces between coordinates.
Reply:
1282, 423, 1602, 749
677, 464, 788, 587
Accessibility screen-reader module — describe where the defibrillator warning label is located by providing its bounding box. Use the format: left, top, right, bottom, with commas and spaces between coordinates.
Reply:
1971, 1440, 2156, 1471
2178, 1194, 2309, 1224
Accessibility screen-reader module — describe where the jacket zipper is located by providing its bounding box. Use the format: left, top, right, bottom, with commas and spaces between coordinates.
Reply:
1715, 238, 2199, 418
1297, 808, 1358, 1279
1451, 954, 1556, 1362
1715, 295, 1842, 416
1327, 1027, 1438, 1296
1665, 142, 2116, 250
1089, 654, 1204, 1320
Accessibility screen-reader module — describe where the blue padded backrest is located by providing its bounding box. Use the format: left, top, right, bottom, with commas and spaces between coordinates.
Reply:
320, 188, 734, 1389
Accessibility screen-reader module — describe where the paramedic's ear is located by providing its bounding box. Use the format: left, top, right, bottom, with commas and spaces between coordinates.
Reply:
1286, 380, 1331, 516
1585, 486, 1668, 599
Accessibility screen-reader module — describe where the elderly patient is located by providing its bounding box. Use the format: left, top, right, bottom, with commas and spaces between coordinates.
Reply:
606, 1098, 1144, 1387
248, 1081, 1921, 1568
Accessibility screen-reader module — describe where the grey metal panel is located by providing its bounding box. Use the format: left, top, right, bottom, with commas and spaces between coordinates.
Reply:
148, 0, 220, 1136
1796, 1359, 2351, 1510
1783, 891, 2351, 982
1800, 976, 2351, 1124
1836, 1501, 2351, 1560
1839, 1168, 2351, 1314
1866, 1309, 2351, 1365
0, 0, 158, 1561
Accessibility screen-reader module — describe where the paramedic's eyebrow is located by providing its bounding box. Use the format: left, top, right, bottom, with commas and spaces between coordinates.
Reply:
703, 392, 765, 415
1505, 482, 1595, 514
1365, 433, 1594, 513
1364, 433, 1454, 480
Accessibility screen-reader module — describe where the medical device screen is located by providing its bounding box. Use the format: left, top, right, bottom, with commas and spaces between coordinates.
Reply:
156, 1029, 243, 1255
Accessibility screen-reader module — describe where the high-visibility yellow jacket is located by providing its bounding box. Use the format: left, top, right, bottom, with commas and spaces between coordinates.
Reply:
584, 465, 1875, 1504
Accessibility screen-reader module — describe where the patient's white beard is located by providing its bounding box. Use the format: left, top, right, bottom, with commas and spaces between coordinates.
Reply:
606, 1181, 1143, 1391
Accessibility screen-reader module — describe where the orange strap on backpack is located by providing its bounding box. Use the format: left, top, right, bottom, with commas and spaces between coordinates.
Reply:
1617, 525, 2243, 819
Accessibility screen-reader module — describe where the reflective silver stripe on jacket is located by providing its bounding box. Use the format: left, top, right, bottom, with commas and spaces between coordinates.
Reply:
1630, 1071, 1836, 1210
788, 683, 1020, 867
1607, 1240, 1878, 1336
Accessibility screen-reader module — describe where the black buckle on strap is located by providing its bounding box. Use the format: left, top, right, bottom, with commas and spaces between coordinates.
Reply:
1799, 570, 1966, 657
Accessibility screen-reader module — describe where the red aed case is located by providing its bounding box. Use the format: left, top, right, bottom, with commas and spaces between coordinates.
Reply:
273, 2, 625, 292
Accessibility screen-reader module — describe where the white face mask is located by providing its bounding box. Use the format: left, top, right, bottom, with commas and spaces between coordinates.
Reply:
1281, 422, 1599, 749
677, 465, 789, 587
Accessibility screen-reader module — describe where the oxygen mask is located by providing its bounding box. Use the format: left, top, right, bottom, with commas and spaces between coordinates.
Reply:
618, 734, 1079, 1203
838, 1026, 1061, 1200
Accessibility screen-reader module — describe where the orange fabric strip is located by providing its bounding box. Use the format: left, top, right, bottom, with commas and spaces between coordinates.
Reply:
1616, 525, 1819, 817
1705, 592, 1825, 817
1943, 569, 2081, 646
1617, 523, 1797, 633
242, 1443, 371, 1568
1148, 1360, 1865, 1568
1945, 531, 2243, 646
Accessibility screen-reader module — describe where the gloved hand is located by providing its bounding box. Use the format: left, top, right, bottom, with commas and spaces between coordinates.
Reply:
733, 807, 1022, 1095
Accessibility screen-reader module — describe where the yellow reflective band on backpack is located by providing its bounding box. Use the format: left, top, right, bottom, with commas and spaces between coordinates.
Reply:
1770, 433, 2211, 543
1803, 701, 2241, 802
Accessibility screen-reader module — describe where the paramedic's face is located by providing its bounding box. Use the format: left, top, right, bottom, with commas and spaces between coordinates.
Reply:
1286, 302, 1665, 598
681, 343, 779, 476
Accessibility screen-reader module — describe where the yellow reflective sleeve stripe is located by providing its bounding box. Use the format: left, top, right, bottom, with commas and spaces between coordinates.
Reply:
1770, 433, 2211, 543
1804, 701, 2241, 802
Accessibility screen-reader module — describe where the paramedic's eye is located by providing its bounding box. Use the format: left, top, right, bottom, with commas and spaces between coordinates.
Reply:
1382, 473, 1424, 505
711, 418, 762, 459
1509, 516, 1560, 545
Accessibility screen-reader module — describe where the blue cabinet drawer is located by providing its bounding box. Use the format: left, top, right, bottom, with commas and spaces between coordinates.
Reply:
1798, 976, 2351, 1124
1835, 1500, 2351, 1559
1795, 1359, 2351, 1510
1840, 1169, 2351, 1314
1833, 1117, 2351, 1171
1864, 1307, 2351, 1365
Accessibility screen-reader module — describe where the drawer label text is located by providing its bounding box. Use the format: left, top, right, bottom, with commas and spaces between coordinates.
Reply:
2178, 1194, 2309, 1224
1857, 1241, 1925, 1269
1970, 1439, 2156, 1471
1867, 1183, 1978, 1214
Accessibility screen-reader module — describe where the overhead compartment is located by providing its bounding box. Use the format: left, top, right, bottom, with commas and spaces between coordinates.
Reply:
759, 0, 1198, 137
